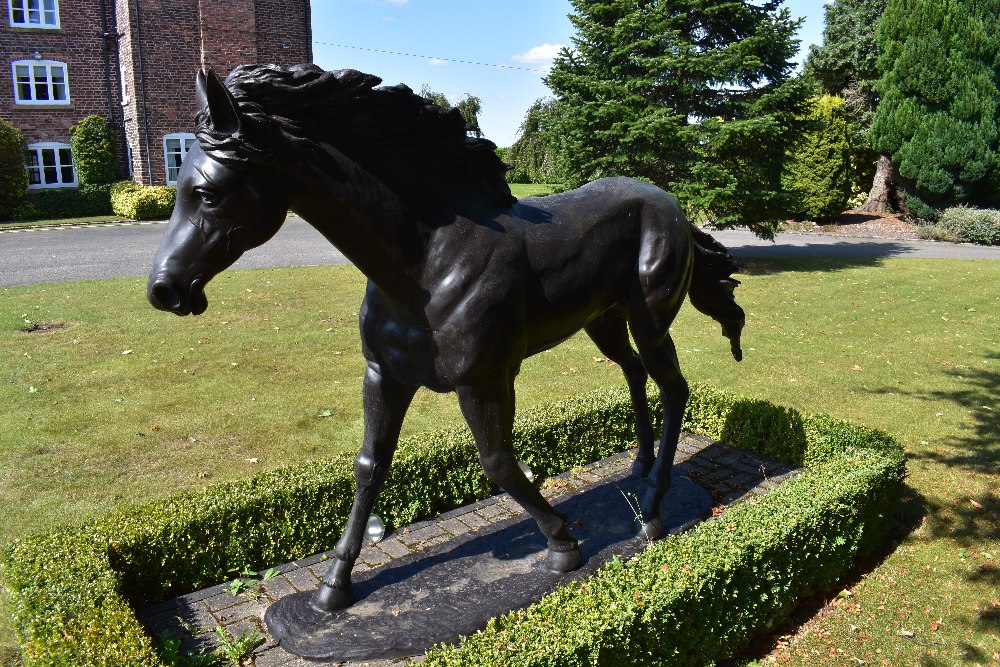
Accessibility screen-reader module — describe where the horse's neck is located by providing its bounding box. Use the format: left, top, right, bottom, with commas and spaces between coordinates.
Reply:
290, 171, 428, 302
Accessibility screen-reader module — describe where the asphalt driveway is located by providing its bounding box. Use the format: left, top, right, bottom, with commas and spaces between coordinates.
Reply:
0, 217, 996, 288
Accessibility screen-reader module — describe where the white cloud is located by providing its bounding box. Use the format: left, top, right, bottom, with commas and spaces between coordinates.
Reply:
512, 43, 565, 65
428, 57, 448, 66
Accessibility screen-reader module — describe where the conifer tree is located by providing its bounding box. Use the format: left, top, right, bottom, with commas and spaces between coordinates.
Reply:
803, 0, 888, 206
782, 95, 853, 220
870, 0, 1000, 217
545, 0, 809, 235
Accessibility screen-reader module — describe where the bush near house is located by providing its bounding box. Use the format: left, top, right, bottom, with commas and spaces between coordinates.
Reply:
0, 119, 29, 219
69, 116, 117, 185
1, 383, 904, 667
110, 181, 176, 220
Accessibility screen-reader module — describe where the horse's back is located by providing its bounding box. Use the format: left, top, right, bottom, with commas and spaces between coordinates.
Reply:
512, 177, 693, 351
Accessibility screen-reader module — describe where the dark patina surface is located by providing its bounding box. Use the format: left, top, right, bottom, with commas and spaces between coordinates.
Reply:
147, 64, 745, 655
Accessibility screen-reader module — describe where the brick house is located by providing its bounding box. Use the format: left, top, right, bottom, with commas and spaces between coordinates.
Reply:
1, 0, 312, 189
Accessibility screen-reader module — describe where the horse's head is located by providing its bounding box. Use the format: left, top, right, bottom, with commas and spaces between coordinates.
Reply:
147, 70, 290, 316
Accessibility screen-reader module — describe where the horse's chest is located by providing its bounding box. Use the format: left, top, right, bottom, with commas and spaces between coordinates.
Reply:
359, 278, 525, 391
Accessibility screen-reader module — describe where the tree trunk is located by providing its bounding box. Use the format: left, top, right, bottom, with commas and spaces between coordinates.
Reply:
858, 154, 896, 213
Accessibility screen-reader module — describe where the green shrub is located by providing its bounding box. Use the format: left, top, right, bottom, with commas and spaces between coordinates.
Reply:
0, 119, 28, 219
937, 205, 1000, 246
110, 181, 175, 220
69, 116, 117, 185
782, 95, 853, 221
11, 183, 113, 221
1, 384, 905, 666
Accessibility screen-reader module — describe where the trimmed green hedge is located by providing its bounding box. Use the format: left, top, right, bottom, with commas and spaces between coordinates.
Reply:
110, 181, 175, 220
1, 384, 904, 666
11, 183, 114, 221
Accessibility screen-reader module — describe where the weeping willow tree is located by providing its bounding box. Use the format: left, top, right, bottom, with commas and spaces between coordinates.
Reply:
505, 98, 566, 184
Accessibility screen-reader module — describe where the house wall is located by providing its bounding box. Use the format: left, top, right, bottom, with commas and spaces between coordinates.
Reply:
0, 0, 118, 148
2, 0, 312, 187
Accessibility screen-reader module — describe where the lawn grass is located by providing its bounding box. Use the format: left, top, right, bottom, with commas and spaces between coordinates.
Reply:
509, 183, 560, 198
1, 256, 998, 665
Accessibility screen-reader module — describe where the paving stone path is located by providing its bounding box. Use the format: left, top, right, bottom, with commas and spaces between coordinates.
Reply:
139, 434, 799, 666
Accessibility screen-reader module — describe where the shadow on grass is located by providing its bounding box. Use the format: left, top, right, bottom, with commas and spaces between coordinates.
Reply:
730, 240, 920, 276
867, 352, 1000, 541
734, 253, 901, 277
719, 483, 929, 667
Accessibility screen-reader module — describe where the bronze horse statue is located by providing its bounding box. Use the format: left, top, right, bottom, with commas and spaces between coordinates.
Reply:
147, 64, 745, 616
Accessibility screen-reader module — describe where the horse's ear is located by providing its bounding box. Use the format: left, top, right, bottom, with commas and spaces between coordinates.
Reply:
197, 68, 242, 135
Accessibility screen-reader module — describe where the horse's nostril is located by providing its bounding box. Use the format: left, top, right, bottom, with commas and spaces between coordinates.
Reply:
150, 281, 182, 312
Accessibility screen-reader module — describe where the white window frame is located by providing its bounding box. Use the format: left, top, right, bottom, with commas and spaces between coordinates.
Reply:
11, 60, 70, 105
8, 0, 60, 29
163, 133, 197, 185
26, 142, 76, 189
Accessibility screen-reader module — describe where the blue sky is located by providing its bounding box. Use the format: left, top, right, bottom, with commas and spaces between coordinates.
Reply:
310, 0, 830, 147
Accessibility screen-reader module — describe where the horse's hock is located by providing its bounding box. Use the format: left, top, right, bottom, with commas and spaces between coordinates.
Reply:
138, 434, 798, 664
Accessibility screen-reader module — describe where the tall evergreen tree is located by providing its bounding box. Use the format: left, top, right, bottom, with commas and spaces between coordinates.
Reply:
870, 0, 1000, 217
803, 0, 888, 208
545, 0, 809, 235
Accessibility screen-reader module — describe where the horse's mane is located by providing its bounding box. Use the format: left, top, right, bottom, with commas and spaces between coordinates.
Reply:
195, 64, 515, 208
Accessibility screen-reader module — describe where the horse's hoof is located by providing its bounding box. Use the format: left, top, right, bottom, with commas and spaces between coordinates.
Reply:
640, 517, 663, 541
631, 457, 653, 479
544, 546, 582, 573
310, 580, 352, 612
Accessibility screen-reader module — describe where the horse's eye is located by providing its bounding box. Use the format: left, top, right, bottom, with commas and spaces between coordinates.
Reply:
194, 187, 221, 207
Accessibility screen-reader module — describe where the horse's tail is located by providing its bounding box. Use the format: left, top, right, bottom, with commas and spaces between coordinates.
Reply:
688, 226, 745, 361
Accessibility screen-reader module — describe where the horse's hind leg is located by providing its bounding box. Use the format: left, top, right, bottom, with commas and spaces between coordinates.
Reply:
313, 363, 416, 611
457, 370, 581, 572
584, 309, 655, 478
632, 332, 689, 540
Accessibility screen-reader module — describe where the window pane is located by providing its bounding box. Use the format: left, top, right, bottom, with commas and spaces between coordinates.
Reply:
12, 7, 25, 23
34, 84, 49, 101
52, 83, 66, 101
60, 166, 74, 183
26, 150, 41, 185
43, 167, 58, 184
50, 67, 64, 83
41, 149, 56, 167
58, 148, 72, 164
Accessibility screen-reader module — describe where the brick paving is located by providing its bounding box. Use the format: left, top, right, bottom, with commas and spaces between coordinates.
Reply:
138, 435, 799, 666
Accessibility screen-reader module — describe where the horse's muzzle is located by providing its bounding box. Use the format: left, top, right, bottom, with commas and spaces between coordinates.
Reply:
147, 275, 209, 316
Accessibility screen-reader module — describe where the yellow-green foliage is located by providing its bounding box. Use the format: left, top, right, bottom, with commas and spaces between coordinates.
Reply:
110, 181, 175, 220
1, 384, 904, 666
783, 95, 853, 221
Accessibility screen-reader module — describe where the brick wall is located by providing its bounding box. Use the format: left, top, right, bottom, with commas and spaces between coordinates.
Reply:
0, 0, 118, 149
3, 0, 312, 187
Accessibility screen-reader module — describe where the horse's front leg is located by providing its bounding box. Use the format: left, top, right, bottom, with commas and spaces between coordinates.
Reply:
457, 370, 581, 572
312, 363, 416, 612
